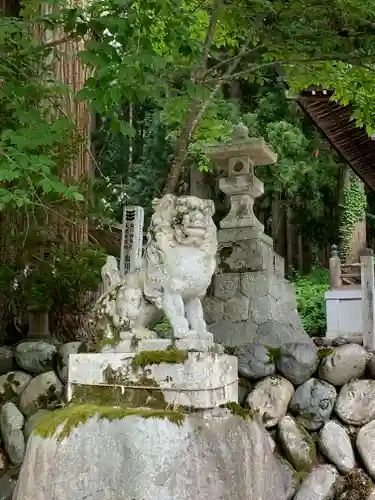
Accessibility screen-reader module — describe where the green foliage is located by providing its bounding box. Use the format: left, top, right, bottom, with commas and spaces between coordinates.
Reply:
339, 171, 367, 260
294, 268, 330, 337
242, 84, 341, 246
0, 16, 85, 212
0, 243, 106, 314
27, 0, 375, 200
122, 117, 173, 221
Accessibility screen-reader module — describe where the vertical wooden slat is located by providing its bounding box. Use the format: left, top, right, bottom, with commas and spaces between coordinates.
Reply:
360, 248, 375, 351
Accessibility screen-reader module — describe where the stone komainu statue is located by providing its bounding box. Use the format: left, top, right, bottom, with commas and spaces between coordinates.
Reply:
91, 194, 217, 342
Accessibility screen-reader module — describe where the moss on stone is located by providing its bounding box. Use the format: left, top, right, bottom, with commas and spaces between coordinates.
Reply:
34, 404, 185, 440
335, 469, 372, 500
132, 348, 188, 369
317, 348, 334, 359
293, 421, 317, 472
264, 346, 281, 363
221, 402, 256, 419
0, 373, 20, 404
72, 373, 167, 410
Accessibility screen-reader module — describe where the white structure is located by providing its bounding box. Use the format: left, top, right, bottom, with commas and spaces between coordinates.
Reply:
325, 288, 362, 339
119, 205, 144, 277
325, 248, 375, 350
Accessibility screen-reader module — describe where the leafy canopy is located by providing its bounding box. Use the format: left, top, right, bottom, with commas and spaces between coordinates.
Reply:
49, 0, 375, 135
0, 16, 85, 212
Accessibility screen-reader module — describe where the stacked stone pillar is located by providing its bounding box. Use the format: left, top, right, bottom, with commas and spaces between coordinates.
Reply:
204, 124, 309, 347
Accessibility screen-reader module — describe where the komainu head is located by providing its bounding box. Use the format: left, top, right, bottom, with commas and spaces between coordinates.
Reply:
149, 194, 216, 254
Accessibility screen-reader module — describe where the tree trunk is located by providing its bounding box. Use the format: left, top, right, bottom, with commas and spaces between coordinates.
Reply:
0, 0, 19, 15
36, 1, 91, 243
163, 99, 203, 194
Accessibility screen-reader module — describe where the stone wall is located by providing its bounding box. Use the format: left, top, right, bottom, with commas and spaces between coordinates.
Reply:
0, 340, 80, 499
204, 268, 308, 347
236, 338, 375, 499
4, 337, 375, 499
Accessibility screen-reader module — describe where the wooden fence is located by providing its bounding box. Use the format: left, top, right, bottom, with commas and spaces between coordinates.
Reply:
329, 245, 375, 350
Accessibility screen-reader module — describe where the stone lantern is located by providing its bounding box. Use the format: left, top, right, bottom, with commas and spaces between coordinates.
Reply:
206, 122, 277, 231
203, 123, 309, 347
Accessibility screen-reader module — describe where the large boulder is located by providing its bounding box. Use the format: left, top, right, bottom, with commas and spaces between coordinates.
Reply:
0, 402, 25, 465
15, 342, 57, 374
289, 378, 336, 430
0, 372, 32, 405
357, 419, 375, 480
24, 410, 51, 442
318, 420, 355, 474
278, 415, 317, 472
335, 380, 375, 426
318, 344, 368, 386
0, 347, 14, 375
276, 342, 319, 386
236, 344, 276, 381
0, 471, 17, 500
247, 376, 294, 428
19, 371, 63, 417
56, 342, 84, 384
14, 406, 285, 500
294, 465, 339, 500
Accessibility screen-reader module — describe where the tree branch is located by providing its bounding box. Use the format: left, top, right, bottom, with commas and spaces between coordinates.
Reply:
194, 0, 223, 82
43, 36, 74, 48
204, 43, 268, 77
163, 41, 250, 194
204, 53, 375, 84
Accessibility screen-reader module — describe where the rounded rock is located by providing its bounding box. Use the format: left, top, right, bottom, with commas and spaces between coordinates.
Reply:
276, 455, 299, 500
237, 343, 276, 381
318, 420, 355, 474
367, 354, 375, 379
278, 415, 317, 472
0, 347, 14, 375
0, 371, 32, 404
318, 344, 368, 386
247, 376, 294, 428
289, 378, 336, 430
0, 402, 25, 465
14, 410, 286, 500
294, 465, 339, 500
56, 342, 83, 384
276, 342, 319, 385
15, 342, 57, 374
335, 379, 375, 426
19, 371, 63, 417
24, 410, 51, 441
357, 419, 375, 480
0, 471, 17, 500
0, 448, 7, 473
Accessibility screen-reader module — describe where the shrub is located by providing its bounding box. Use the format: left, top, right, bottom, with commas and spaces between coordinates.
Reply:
294, 267, 330, 337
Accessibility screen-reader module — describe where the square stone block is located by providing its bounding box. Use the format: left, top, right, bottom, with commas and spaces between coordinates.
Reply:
100, 335, 219, 354
68, 351, 238, 410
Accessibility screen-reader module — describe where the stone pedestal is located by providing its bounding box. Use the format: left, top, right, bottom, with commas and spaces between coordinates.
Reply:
67, 347, 238, 410
204, 123, 310, 347
14, 408, 285, 500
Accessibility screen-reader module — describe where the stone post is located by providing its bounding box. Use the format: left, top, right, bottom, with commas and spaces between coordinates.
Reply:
329, 245, 342, 289
361, 248, 375, 351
